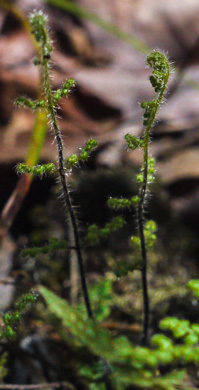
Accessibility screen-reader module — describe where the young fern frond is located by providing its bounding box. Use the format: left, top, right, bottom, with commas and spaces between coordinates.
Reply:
123, 51, 171, 345
139, 52, 170, 344
138, 51, 171, 344
28, 11, 93, 319
24, 17, 117, 385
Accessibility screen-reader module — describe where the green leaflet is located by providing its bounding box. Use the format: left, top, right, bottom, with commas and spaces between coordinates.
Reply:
39, 286, 117, 360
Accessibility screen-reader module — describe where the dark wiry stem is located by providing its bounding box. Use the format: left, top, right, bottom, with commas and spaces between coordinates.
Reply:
138, 184, 149, 345
42, 24, 114, 390
138, 51, 170, 344
28, 12, 114, 390
43, 56, 93, 318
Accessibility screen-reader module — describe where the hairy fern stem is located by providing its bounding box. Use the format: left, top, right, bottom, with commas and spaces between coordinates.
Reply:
138, 52, 170, 344
42, 40, 93, 320
17, 12, 115, 389
28, 11, 93, 319
139, 87, 167, 344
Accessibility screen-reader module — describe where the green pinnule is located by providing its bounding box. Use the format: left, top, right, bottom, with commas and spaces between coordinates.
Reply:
0, 291, 38, 341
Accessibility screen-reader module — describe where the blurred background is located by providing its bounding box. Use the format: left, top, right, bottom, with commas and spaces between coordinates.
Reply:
0, 0, 199, 299
0, 0, 199, 384
0, 1, 199, 293
1, 1, 199, 220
